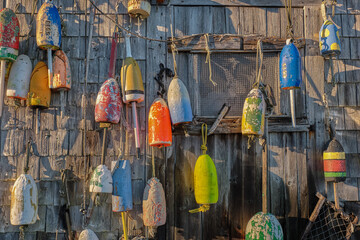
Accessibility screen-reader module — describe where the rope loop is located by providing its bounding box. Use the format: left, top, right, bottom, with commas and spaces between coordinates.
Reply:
170, 24, 178, 77
254, 39, 264, 88
201, 123, 208, 154
284, 0, 294, 40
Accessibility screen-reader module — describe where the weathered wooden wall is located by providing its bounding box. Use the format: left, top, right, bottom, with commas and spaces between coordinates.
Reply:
0, 0, 359, 239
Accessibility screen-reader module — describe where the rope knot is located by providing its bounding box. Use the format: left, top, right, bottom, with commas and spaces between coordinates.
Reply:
201, 144, 208, 154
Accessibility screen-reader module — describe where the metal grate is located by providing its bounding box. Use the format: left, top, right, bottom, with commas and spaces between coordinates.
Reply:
196, 52, 279, 116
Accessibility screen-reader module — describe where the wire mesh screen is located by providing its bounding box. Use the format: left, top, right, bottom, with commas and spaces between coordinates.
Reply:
302, 194, 358, 240
196, 52, 279, 116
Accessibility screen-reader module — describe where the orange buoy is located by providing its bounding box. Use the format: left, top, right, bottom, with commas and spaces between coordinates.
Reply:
51, 50, 71, 91
148, 98, 172, 148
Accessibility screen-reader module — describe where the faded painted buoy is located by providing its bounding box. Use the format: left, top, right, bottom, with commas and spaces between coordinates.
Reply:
148, 98, 172, 147
279, 41, 302, 90
323, 138, 346, 182
10, 174, 38, 225
242, 88, 266, 136
120, 57, 144, 104
79, 229, 99, 240
7, 55, 32, 100
89, 165, 113, 193
28, 62, 51, 109
0, 8, 20, 61
319, 20, 341, 57
168, 77, 193, 125
194, 154, 218, 205
112, 160, 133, 212
51, 50, 71, 91
36, 0, 61, 50
95, 78, 121, 124
143, 177, 166, 227
128, 0, 151, 19
245, 212, 284, 240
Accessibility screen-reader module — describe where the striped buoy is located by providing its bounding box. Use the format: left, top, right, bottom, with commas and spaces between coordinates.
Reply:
323, 138, 346, 182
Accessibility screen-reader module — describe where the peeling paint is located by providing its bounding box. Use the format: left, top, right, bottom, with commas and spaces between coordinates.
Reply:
51, 50, 71, 90
148, 98, 172, 147
112, 160, 133, 212
143, 177, 166, 227
0, 8, 19, 61
245, 212, 283, 240
7, 55, 32, 100
28, 61, 51, 108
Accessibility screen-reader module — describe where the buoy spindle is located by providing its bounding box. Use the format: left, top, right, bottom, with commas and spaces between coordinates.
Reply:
290, 89, 296, 127
132, 101, 141, 158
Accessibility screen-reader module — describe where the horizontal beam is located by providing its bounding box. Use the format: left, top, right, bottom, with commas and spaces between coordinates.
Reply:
168, 34, 306, 52
170, 0, 322, 7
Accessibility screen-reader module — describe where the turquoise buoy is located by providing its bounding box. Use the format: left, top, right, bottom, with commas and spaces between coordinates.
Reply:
245, 212, 283, 240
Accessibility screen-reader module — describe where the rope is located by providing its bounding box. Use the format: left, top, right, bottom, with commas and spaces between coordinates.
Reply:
284, 0, 294, 40
151, 147, 155, 178
201, 123, 208, 154
332, 0, 337, 17
254, 39, 263, 87
204, 34, 217, 86
19, 225, 26, 240
23, 141, 31, 174
170, 24, 178, 77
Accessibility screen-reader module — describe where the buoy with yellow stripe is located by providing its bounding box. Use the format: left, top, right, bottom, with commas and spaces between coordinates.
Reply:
10, 141, 38, 238
319, 2, 341, 58
323, 138, 346, 182
189, 124, 218, 213
0, 8, 20, 117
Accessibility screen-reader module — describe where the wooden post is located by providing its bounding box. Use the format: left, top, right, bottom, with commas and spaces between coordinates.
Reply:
262, 117, 268, 213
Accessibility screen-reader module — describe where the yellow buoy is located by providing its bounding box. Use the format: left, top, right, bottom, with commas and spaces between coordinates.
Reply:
28, 61, 51, 109
190, 124, 218, 213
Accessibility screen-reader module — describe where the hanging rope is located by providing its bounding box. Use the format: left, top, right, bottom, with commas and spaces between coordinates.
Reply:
151, 147, 156, 178
254, 39, 264, 88
284, 0, 295, 40
204, 34, 217, 86
332, 0, 337, 17
170, 24, 178, 78
201, 123, 208, 155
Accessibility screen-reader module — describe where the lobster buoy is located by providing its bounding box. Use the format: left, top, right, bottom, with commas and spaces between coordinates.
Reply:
168, 77, 193, 125
143, 177, 166, 227
51, 50, 71, 91
10, 174, 38, 225
79, 229, 99, 240
0, 8, 19, 61
121, 33, 144, 158
148, 98, 172, 147
190, 124, 218, 213
241, 88, 266, 136
319, 20, 341, 57
245, 212, 283, 240
279, 41, 302, 90
89, 165, 113, 193
112, 160, 133, 212
194, 154, 218, 207
36, 0, 61, 50
10, 141, 38, 226
7, 55, 32, 100
95, 78, 121, 124
28, 62, 51, 109
323, 138, 346, 182
128, 0, 151, 19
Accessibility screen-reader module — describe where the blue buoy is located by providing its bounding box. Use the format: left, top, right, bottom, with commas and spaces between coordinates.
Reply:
279, 41, 302, 90
167, 77, 193, 125
112, 160, 133, 212
319, 20, 341, 57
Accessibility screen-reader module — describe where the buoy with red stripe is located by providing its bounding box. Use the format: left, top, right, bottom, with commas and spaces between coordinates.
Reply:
323, 138, 346, 182
7, 55, 32, 101
36, 0, 61, 87
148, 98, 172, 147
0, 8, 20, 117
190, 124, 218, 213
51, 50, 71, 119
10, 141, 38, 227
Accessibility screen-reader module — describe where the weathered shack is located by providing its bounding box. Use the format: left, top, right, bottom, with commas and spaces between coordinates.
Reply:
0, 0, 359, 239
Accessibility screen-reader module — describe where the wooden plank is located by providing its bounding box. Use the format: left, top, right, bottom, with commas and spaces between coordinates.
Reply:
213, 7, 226, 34
347, 153, 360, 178
345, 60, 360, 83
266, 8, 281, 37
347, 0, 360, 14
344, 107, 360, 130
329, 107, 345, 130
170, 0, 322, 7
350, 37, 360, 59
225, 7, 239, 34
337, 130, 358, 153
339, 37, 351, 60
338, 83, 357, 106
342, 14, 356, 37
